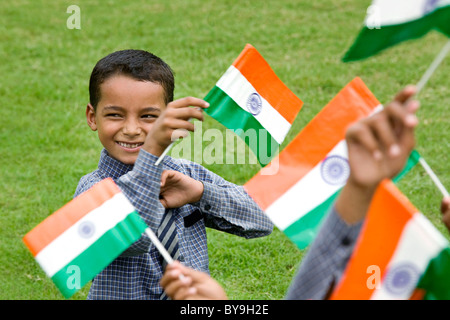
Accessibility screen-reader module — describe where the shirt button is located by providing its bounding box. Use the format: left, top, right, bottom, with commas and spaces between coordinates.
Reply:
204, 204, 211, 211
341, 236, 351, 246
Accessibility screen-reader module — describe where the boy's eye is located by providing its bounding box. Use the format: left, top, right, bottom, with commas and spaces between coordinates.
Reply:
142, 114, 158, 120
106, 113, 122, 118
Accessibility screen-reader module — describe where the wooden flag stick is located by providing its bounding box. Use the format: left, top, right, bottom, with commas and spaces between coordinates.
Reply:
144, 227, 174, 264
415, 39, 450, 95
419, 157, 449, 198
412, 40, 450, 198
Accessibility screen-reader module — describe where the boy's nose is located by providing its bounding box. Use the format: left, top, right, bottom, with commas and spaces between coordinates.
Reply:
122, 119, 142, 136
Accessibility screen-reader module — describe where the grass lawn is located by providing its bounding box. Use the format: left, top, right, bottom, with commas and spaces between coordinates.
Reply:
0, 0, 448, 300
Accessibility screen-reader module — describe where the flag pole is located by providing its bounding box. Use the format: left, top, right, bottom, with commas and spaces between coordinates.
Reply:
144, 227, 185, 279
418, 157, 449, 198
415, 39, 450, 95
412, 40, 450, 198
155, 142, 174, 166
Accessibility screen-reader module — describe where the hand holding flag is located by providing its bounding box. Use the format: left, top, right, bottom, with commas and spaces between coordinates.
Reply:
336, 85, 420, 224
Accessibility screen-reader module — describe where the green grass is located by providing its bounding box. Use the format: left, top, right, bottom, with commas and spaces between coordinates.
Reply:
1, 0, 449, 300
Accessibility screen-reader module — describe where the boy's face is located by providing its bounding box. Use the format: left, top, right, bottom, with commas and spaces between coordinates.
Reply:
86, 75, 166, 164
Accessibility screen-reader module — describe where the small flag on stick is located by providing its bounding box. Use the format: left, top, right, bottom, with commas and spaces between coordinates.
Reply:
330, 180, 450, 300
22, 178, 148, 298
343, 0, 450, 62
204, 44, 303, 166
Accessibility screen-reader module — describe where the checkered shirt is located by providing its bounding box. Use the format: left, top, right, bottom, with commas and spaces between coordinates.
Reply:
74, 148, 273, 300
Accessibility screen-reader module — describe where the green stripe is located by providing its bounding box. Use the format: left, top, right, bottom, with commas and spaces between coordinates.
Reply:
204, 86, 279, 166
284, 191, 340, 249
416, 247, 450, 300
51, 211, 147, 298
343, 5, 450, 62
283, 151, 420, 249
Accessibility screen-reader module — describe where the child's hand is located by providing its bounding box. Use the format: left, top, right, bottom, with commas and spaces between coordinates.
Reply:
143, 97, 209, 157
336, 86, 419, 224
345, 86, 419, 190
159, 170, 204, 208
160, 261, 228, 300
441, 197, 450, 232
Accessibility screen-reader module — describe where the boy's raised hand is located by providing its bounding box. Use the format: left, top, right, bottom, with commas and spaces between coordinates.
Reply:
345, 85, 419, 189
143, 97, 209, 157
159, 170, 204, 208
336, 86, 420, 224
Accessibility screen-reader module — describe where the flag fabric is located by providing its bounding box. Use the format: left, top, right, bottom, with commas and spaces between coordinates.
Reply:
343, 0, 450, 62
204, 43, 303, 166
244, 77, 420, 250
22, 178, 147, 298
330, 180, 450, 300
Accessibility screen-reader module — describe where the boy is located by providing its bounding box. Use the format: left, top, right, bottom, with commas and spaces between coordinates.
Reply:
74, 49, 273, 300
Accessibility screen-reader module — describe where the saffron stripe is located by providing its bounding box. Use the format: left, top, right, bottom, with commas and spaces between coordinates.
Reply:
231, 44, 303, 123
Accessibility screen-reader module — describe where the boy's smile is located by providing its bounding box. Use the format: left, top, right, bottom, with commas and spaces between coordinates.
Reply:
86, 75, 166, 164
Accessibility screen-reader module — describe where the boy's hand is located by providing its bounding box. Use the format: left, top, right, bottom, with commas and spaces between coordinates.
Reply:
345, 85, 419, 189
143, 97, 209, 157
336, 86, 420, 224
159, 170, 204, 208
441, 197, 450, 232
160, 261, 228, 300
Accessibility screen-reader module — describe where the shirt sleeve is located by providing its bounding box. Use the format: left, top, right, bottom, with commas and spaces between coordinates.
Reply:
179, 160, 274, 239
285, 205, 363, 300
73, 150, 166, 257
114, 150, 166, 256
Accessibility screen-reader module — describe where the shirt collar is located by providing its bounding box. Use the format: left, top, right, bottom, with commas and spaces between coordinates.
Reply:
98, 149, 134, 180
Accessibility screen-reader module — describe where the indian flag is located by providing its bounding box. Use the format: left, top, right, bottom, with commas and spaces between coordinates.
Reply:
244, 77, 419, 249
330, 180, 450, 300
343, 0, 450, 61
22, 178, 147, 298
204, 44, 303, 166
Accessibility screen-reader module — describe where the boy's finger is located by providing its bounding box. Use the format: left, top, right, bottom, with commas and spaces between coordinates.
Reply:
347, 121, 383, 160
393, 85, 417, 104
385, 101, 418, 129
369, 112, 399, 157
169, 97, 210, 110
166, 106, 205, 122
441, 197, 450, 215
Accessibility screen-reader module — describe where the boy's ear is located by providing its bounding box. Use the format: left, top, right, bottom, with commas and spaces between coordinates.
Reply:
86, 103, 97, 131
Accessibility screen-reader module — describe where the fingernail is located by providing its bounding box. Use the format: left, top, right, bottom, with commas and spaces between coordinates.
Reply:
390, 144, 400, 157
373, 150, 382, 161
406, 114, 418, 126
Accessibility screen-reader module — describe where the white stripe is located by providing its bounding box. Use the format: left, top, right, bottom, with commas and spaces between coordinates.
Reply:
35, 193, 136, 277
366, 0, 450, 27
216, 65, 291, 144
372, 213, 448, 300
264, 104, 383, 230
266, 140, 349, 230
